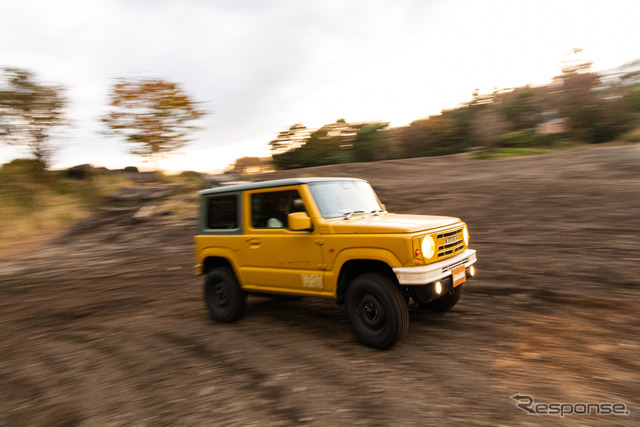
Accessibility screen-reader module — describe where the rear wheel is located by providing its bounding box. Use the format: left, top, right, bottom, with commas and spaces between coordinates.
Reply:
346, 273, 409, 350
423, 285, 463, 312
203, 267, 246, 322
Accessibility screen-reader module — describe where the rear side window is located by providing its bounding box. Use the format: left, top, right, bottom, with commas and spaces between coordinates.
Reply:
207, 195, 238, 229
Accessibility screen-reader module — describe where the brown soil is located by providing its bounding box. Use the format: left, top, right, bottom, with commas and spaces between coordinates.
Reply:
1, 144, 639, 425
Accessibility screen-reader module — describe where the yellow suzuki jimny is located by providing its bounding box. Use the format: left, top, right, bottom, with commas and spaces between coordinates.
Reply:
195, 177, 477, 349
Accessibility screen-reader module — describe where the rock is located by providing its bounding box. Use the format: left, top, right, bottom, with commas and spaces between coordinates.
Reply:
133, 204, 158, 222
109, 186, 174, 202
66, 164, 93, 179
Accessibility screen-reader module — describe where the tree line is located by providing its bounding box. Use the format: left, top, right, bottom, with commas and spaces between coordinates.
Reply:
261, 52, 640, 171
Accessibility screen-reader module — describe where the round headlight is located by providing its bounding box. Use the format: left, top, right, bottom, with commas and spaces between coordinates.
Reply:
463, 225, 469, 245
421, 235, 436, 259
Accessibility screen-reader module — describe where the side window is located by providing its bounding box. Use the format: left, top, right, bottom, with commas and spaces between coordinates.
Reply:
207, 195, 238, 229
251, 190, 305, 229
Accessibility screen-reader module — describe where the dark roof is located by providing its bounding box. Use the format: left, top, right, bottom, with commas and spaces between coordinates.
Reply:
198, 177, 365, 195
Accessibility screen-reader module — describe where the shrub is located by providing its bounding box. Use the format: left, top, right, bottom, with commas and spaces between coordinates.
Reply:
620, 127, 640, 142
500, 130, 535, 147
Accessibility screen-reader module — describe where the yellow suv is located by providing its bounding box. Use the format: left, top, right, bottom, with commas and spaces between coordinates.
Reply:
195, 177, 477, 349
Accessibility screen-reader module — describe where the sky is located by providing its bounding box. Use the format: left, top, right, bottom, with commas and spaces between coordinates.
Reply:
1, 0, 639, 173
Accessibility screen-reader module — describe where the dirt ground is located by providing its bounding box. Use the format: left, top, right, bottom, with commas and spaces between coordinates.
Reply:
1, 144, 639, 426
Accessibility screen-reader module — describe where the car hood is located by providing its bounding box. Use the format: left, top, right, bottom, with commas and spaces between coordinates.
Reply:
327, 213, 461, 234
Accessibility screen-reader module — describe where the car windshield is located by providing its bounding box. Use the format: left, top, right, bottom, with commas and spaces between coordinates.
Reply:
308, 180, 382, 219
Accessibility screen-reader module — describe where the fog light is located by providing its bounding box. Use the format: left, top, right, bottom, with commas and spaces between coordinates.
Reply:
469, 266, 475, 277
435, 281, 442, 295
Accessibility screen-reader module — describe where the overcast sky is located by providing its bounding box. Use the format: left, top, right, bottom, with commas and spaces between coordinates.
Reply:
1, 0, 639, 172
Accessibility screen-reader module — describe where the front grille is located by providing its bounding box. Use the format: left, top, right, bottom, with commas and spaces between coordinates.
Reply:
438, 229, 460, 239
437, 227, 464, 258
441, 257, 469, 274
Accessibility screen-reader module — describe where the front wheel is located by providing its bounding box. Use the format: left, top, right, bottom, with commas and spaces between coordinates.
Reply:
346, 273, 409, 350
203, 267, 246, 322
422, 285, 463, 312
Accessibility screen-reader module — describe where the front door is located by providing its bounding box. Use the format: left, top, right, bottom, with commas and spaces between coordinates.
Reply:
239, 187, 324, 293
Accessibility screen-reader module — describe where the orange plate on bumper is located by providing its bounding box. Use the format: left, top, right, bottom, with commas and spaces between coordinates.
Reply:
452, 265, 466, 287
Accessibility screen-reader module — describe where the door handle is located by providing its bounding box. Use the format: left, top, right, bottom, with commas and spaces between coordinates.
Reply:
246, 238, 261, 247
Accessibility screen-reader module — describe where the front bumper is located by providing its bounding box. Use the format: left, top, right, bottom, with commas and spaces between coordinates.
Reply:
393, 249, 477, 285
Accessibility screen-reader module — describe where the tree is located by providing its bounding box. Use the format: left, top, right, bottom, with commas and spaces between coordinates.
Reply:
471, 105, 510, 150
270, 120, 361, 170
499, 86, 544, 131
0, 68, 66, 168
549, 48, 627, 143
230, 156, 271, 175
352, 122, 389, 162
102, 77, 207, 165
268, 123, 308, 155
399, 112, 469, 157
297, 122, 353, 167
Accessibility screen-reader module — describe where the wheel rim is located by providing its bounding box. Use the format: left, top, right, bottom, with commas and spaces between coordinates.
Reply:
210, 281, 230, 309
355, 293, 385, 330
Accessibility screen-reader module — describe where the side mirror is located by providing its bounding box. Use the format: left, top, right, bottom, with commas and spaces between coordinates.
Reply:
288, 212, 312, 231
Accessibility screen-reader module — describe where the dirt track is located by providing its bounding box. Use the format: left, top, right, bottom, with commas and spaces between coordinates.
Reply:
1, 144, 639, 425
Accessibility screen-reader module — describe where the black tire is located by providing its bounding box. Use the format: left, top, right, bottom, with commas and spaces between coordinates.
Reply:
346, 273, 409, 350
203, 267, 246, 322
424, 285, 463, 312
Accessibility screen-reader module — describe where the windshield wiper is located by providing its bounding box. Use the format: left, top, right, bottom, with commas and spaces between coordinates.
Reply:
341, 209, 365, 219
370, 209, 384, 216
